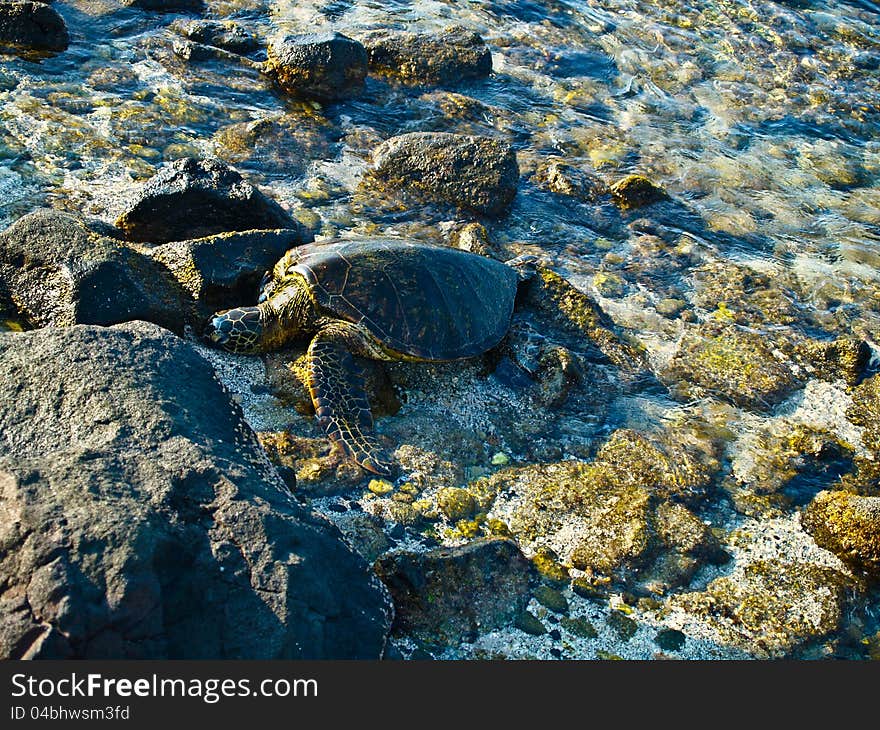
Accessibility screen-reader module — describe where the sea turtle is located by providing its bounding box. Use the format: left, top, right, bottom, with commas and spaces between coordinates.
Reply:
203, 238, 530, 476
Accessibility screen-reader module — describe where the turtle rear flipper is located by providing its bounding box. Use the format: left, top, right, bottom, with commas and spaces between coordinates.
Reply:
307, 330, 396, 476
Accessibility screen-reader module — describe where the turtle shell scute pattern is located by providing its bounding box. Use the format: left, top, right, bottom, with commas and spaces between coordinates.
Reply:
281, 238, 518, 360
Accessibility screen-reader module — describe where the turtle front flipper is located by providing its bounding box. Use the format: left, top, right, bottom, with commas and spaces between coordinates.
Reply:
306, 330, 396, 476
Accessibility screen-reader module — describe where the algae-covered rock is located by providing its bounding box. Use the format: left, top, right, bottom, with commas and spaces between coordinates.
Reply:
374, 538, 535, 643
610, 174, 667, 209
533, 158, 608, 202
592, 429, 717, 503
370, 132, 518, 217
0, 1, 68, 57
795, 337, 869, 386
362, 26, 492, 85
667, 559, 852, 658
691, 261, 800, 327
486, 431, 721, 584
802, 491, 880, 578
0, 210, 187, 333
116, 157, 296, 244
847, 374, 880, 455
267, 32, 367, 101
436, 487, 477, 522
525, 266, 651, 378
666, 322, 800, 410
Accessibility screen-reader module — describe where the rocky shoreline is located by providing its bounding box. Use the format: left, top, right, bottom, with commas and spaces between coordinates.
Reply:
1, 0, 880, 660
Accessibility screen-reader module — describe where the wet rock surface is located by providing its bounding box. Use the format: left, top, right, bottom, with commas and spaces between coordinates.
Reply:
666, 559, 853, 658
0, 1, 68, 56
115, 158, 296, 245
267, 32, 367, 102
362, 26, 492, 86
374, 538, 534, 643
370, 132, 519, 217
0, 322, 391, 659
803, 491, 880, 579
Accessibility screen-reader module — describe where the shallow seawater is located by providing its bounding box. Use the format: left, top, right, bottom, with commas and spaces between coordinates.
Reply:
3, 0, 880, 659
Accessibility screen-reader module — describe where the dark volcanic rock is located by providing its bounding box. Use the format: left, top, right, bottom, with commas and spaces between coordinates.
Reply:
371, 132, 519, 217
362, 26, 492, 85
374, 538, 535, 643
0, 210, 186, 332
147, 227, 313, 321
267, 32, 367, 101
0, 1, 69, 56
170, 19, 260, 56
122, 0, 206, 12
115, 157, 296, 245
0, 322, 391, 659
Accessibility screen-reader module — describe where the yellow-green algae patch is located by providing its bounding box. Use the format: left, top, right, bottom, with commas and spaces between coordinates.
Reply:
802, 491, 880, 578
665, 559, 854, 658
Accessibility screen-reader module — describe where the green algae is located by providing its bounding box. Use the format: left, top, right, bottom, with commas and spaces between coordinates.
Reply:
802, 491, 880, 578
667, 322, 799, 410
667, 559, 854, 658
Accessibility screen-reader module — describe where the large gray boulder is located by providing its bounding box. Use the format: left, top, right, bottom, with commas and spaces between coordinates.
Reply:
115, 157, 297, 245
0, 322, 391, 658
371, 132, 519, 217
0, 210, 311, 335
0, 1, 68, 56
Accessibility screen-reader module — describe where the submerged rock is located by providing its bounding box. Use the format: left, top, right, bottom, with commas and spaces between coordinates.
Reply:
115, 157, 296, 245
267, 32, 367, 102
0, 322, 391, 659
374, 538, 534, 643
524, 265, 651, 379
610, 174, 667, 209
803, 491, 880, 578
666, 322, 800, 410
0, 210, 186, 332
0, 1, 68, 56
169, 19, 260, 56
533, 158, 608, 202
370, 132, 519, 217
483, 431, 724, 590
122, 0, 205, 11
667, 559, 852, 658
362, 26, 492, 85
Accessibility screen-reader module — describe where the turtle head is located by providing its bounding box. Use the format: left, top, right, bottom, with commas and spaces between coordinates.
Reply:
204, 306, 264, 354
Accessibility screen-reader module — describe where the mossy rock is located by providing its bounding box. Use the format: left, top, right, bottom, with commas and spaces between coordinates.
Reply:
802, 491, 880, 578
666, 322, 800, 410
533, 585, 569, 614
374, 538, 536, 643
667, 559, 853, 658
525, 266, 651, 378
610, 174, 667, 209
848, 374, 880, 456
436, 487, 477, 521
